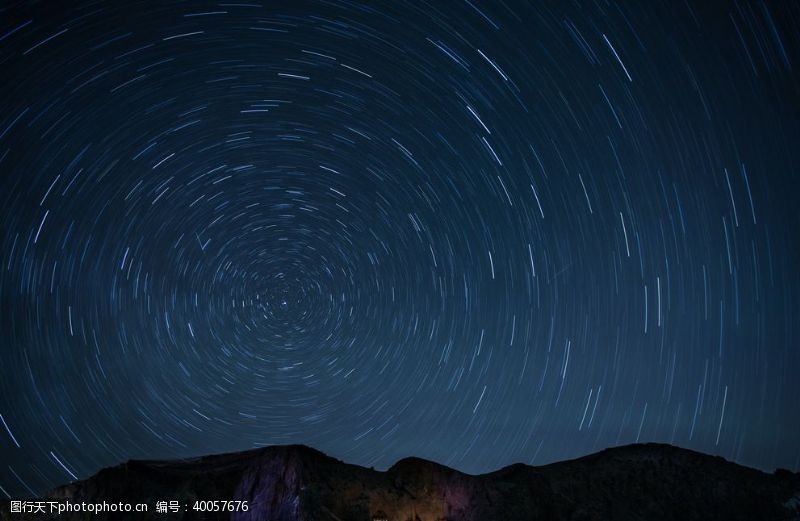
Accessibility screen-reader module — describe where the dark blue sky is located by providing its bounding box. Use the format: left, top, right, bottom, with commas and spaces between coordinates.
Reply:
1, 0, 798, 498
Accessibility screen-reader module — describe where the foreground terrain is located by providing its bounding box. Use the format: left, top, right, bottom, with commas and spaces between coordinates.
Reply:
2, 443, 799, 520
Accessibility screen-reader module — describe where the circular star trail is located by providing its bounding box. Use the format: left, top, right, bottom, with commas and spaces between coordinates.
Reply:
1, 0, 799, 497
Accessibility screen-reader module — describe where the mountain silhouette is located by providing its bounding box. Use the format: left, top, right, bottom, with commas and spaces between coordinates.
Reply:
2, 443, 799, 520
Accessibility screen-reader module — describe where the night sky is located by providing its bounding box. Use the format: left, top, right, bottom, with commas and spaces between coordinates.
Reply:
1, 0, 799, 499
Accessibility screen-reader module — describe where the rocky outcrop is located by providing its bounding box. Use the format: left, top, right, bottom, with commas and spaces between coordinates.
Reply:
2, 443, 799, 520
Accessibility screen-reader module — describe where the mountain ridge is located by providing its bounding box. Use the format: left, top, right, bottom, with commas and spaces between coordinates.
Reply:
2, 442, 799, 520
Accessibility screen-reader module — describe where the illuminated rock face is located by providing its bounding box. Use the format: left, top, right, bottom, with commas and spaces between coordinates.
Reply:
3, 443, 799, 520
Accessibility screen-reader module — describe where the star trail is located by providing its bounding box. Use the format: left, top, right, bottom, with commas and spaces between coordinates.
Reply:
1, 0, 799, 498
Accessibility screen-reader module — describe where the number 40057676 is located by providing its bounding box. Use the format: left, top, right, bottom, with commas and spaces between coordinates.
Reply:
193, 500, 249, 512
